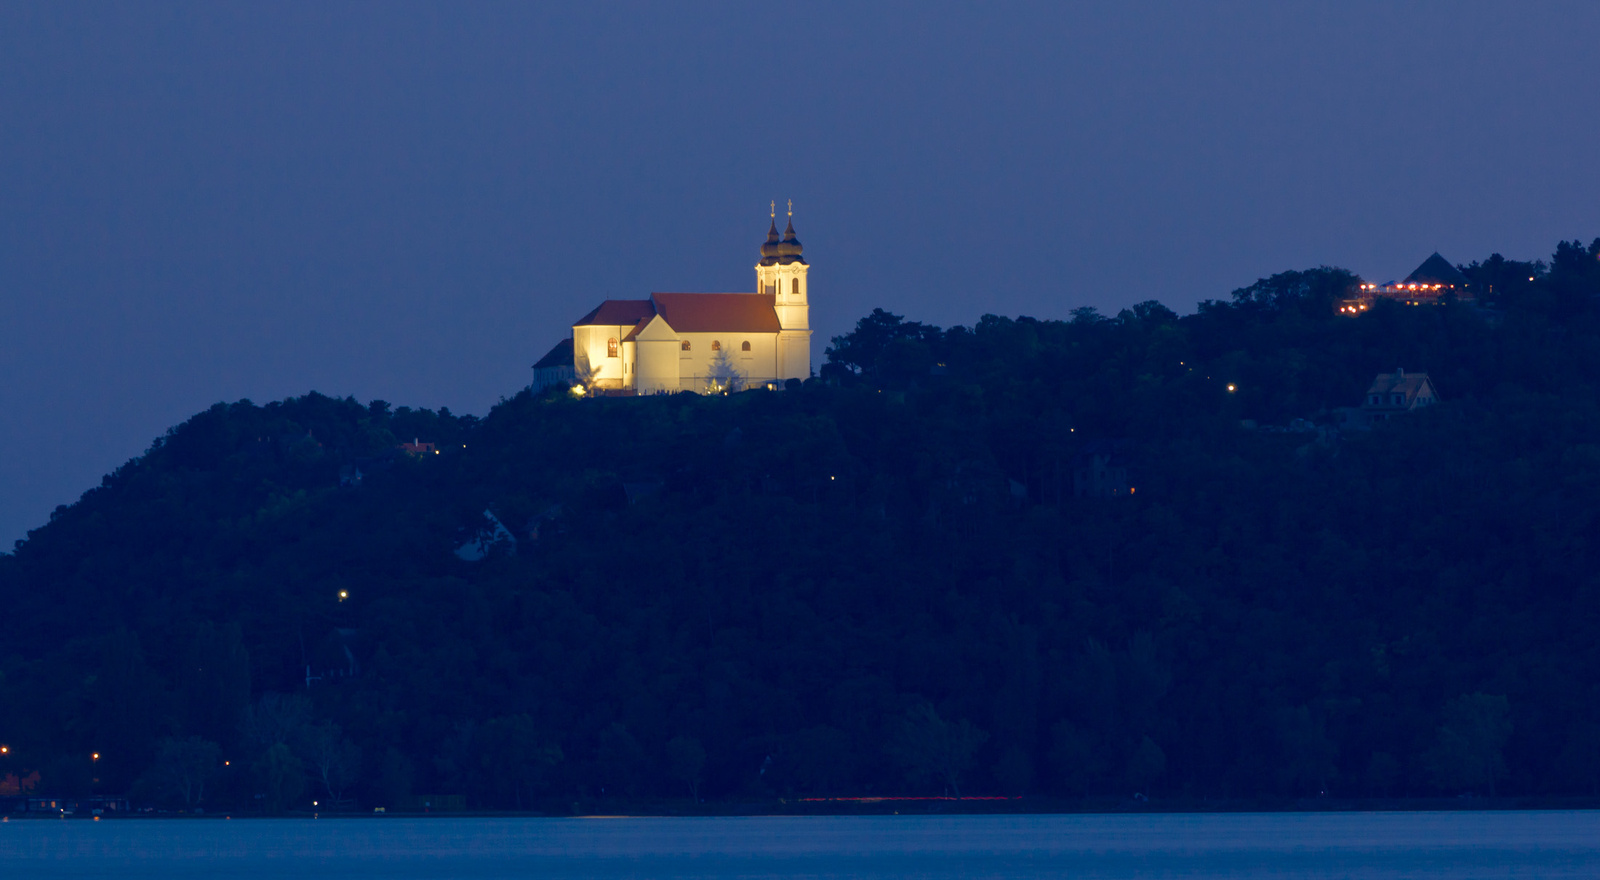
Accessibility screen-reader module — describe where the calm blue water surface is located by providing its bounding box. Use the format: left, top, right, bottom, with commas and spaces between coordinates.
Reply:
3, 811, 1597, 878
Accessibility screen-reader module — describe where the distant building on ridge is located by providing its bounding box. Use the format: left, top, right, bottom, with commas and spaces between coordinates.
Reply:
536, 206, 813, 395
1339, 253, 1473, 314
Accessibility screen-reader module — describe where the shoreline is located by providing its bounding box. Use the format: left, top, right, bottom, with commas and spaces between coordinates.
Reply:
11, 795, 1600, 819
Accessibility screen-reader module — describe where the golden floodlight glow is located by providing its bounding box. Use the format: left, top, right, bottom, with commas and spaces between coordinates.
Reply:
92, 753, 100, 761
0, 745, 9, 754
569, 385, 585, 398
1227, 384, 1237, 393
338, 590, 349, 601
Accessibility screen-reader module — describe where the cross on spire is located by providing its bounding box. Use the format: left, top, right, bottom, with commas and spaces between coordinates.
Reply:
787, 199, 793, 218
770, 200, 775, 219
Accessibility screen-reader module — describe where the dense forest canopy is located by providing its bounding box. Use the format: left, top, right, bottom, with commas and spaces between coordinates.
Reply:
2, 238, 1599, 811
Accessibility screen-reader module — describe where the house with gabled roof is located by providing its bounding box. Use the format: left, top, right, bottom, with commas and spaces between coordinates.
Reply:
553, 207, 813, 394
1359, 369, 1439, 423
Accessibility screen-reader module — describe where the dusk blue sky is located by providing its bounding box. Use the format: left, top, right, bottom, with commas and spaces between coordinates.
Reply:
3, 2, 1598, 545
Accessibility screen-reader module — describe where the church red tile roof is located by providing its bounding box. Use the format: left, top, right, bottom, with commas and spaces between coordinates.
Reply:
575, 294, 781, 334
620, 317, 651, 342
649, 293, 781, 333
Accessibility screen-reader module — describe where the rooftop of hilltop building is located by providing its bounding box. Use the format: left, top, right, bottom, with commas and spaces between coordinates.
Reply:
1402, 253, 1472, 288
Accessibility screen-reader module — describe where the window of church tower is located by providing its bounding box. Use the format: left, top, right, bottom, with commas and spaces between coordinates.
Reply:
607, 338, 618, 358
791, 278, 799, 296
741, 341, 751, 352
711, 340, 722, 351
681, 340, 691, 351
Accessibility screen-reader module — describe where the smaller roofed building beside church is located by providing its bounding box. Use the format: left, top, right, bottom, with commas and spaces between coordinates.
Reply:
543, 209, 814, 395
531, 338, 574, 392
1340, 253, 1474, 313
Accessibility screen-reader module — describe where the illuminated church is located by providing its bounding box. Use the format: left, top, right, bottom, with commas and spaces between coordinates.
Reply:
546, 206, 812, 395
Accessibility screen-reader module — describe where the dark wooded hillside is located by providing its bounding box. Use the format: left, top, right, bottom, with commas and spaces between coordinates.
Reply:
2, 238, 1599, 811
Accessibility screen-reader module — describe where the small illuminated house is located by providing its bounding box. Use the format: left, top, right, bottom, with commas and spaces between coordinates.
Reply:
399, 438, 437, 457
562, 212, 813, 394
1360, 369, 1439, 423
1340, 253, 1473, 314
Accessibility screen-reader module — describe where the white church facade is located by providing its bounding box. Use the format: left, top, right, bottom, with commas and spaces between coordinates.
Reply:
537, 210, 812, 395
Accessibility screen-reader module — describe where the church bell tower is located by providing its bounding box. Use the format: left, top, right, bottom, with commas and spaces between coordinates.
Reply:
757, 200, 811, 380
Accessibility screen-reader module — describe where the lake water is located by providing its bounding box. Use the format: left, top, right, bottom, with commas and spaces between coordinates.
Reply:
4, 811, 1598, 878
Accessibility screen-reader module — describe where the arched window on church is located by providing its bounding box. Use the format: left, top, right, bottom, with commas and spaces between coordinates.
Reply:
741, 341, 751, 352
607, 338, 618, 358
681, 340, 691, 351
791, 278, 799, 296
711, 340, 722, 351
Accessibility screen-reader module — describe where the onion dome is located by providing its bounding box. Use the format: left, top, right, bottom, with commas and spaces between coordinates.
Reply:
775, 218, 803, 257
760, 218, 782, 259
